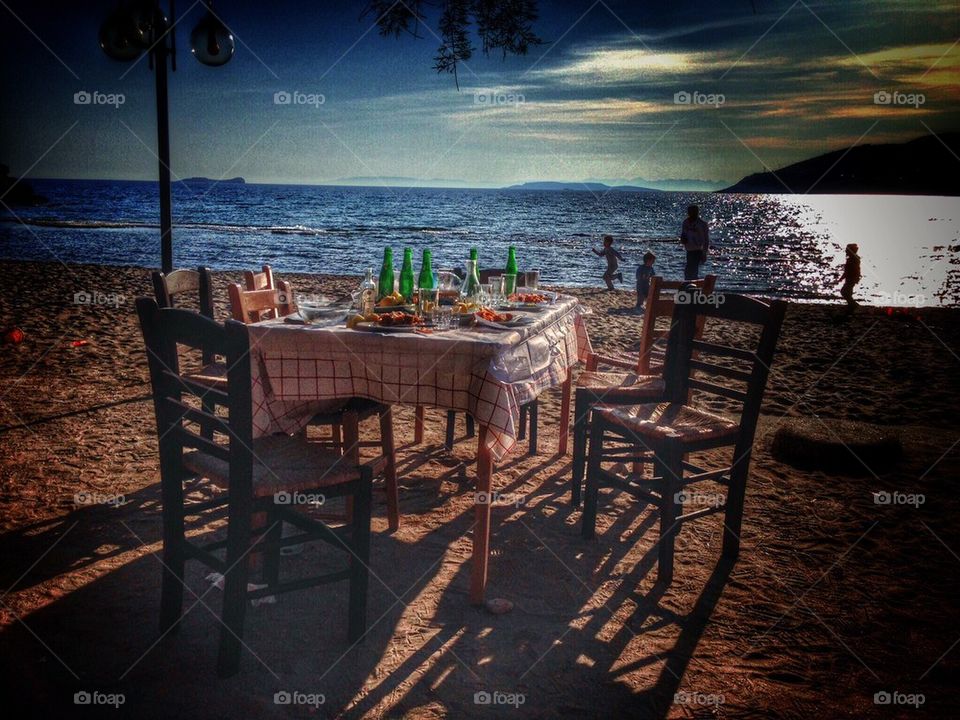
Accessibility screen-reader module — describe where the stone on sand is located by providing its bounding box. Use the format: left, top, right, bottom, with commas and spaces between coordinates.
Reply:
771, 418, 902, 476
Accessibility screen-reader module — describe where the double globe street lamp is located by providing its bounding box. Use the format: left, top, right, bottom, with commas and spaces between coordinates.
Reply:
99, 0, 235, 272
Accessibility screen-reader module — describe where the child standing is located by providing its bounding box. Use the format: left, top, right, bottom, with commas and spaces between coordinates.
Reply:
592, 235, 624, 291
838, 243, 861, 311
636, 251, 656, 311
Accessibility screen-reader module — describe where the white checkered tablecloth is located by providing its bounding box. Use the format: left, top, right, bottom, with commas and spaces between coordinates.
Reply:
248, 296, 592, 461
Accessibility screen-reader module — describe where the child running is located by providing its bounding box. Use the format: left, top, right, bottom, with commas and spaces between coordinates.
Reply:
592, 234, 624, 291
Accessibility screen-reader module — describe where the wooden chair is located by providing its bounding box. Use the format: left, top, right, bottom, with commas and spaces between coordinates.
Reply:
152, 268, 223, 434
417, 268, 538, 453
243, 263, 275, 291
152, 267, 215, 317
580, 289, 787, 585
584, 274, 717, 376
136, 297, 378, 676
571, 275, 717, 505
228, 281, 400, 531
227, 281, 295, 323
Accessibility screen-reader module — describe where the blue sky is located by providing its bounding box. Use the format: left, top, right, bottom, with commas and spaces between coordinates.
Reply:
1, 0, 957, 187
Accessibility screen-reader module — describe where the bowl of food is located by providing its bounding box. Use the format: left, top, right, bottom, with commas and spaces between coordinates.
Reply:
375, 291, 415, 314
298, 297, 347, 322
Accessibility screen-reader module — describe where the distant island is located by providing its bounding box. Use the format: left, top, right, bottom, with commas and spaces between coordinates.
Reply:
721, 133, 960, 196
182, 176, 246, 184
504, 181, 661, 193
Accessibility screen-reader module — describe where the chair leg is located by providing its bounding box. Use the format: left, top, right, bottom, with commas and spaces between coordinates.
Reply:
348, 473, 373, 643
413, 406, 425, 445
571, 393, 590, 507
159, 454, 185, 634
217, 494, 254, 677
722, 453, 750, 561
445, 410, 456, 450
465, 414, 475, 439
341, 411, 361, 523
528, 401, 539, 455
518, 405, 527, 440
379, 407, 400, 532
558, 374, 572, 456
200, 396, 216, 440
655, 442, 683, 586
262, 513, 282, 588
331, 423, 342, 451
581, 421, 604, 539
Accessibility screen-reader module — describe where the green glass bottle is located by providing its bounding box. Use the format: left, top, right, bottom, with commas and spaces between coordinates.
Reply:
505, 246, 518, 276
418, 249, 435, 290
399, 248, 415, 302
504, 246, 519, 295
461, 247, 482, 301
377, 247, 395, 301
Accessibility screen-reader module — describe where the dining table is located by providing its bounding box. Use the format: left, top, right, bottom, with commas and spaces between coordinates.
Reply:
245, 293, 592, 604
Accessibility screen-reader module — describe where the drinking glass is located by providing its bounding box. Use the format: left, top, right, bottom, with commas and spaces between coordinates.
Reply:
489, 276, 505, 306
433, 306, 453, 330
502, 273, 518, 297
418, 287, 439, 318
527, 269, 541, 290
480, 283, 492, 306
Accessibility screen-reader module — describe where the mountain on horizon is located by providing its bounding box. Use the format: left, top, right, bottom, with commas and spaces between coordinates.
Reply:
504, 181, 662, 193
182, 176, 245, 184
586, 177, 725, 192
721, 134, 960, 195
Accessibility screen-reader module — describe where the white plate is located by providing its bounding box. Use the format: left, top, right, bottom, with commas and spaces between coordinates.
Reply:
353, 321, 427, 333
475, 316, 534, 330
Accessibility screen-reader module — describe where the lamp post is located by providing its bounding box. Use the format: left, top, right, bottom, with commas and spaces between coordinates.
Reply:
99, 0, 234, 273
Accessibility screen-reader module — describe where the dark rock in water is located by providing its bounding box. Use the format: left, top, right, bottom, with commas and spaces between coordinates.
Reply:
771, 418, 902, 476
0, 163, 47, 206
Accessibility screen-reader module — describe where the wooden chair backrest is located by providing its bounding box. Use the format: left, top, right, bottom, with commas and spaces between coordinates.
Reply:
479, 268, 531, 286
243, 264, 274, 291
228, 281, 295, 324
151, 267, 214, 318
136, 297, 254, 496
664, 289, 787, 454
635, 274, 717, 375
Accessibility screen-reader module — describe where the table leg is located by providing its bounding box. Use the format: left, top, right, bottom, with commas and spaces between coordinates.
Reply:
558, 373, 572, 456
469, 424, 493, 605
414, 406, 425, 445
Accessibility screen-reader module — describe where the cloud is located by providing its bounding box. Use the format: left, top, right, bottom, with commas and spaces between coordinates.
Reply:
531, 46, 767, 85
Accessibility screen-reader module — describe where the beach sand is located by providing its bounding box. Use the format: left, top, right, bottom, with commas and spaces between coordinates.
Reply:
1, 260, 958, 718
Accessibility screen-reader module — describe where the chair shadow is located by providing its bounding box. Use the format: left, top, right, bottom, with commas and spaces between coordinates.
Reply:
0, 437, 735, 718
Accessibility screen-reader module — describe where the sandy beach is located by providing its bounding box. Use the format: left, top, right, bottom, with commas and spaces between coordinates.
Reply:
1, 259, 958, 718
